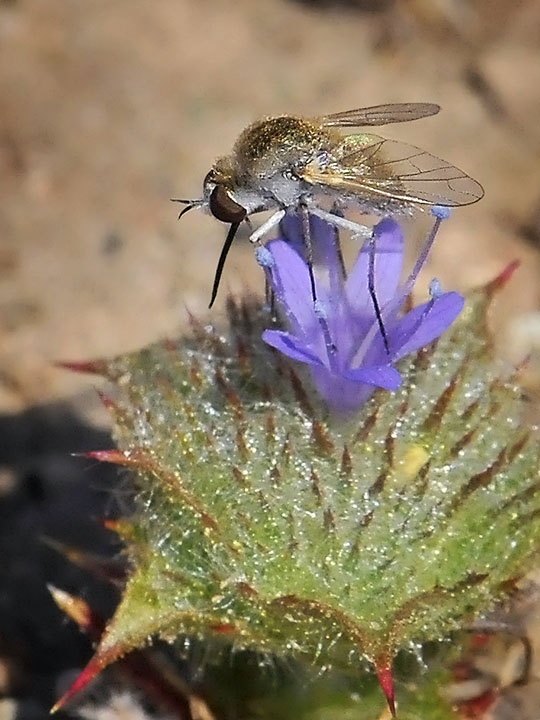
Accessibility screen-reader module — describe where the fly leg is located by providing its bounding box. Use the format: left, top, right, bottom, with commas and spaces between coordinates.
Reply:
265, 272, 278, 322
368, 228, 390, 355
328, 203, 347, 282
248, 210, 286, 245
310, 205, 389, 355
298, 200, 317, 302
249, 210, 287, 320
308, 206, 371, 241
298, 201, 337, 358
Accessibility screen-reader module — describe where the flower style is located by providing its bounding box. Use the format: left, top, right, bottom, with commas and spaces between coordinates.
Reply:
258, 212, 464, 414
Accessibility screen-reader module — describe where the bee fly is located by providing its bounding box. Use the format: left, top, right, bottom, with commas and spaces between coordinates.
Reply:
174, 103, 483, 348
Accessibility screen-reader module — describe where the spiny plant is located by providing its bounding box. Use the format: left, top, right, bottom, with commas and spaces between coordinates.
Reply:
53, 213, 540, 719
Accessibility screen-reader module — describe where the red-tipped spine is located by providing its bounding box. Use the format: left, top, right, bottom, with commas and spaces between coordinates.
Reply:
48, 585, 104, 636
77, 449, 142, 467
55, 359, 109, 376
485, 259, 520, 296
95, 389, 118, 411
44, 539, 126, 585
50, 656, 104, 713
375, 656, 396, 717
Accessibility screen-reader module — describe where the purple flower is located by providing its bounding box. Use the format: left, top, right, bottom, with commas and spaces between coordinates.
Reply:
258, 213, 464, 414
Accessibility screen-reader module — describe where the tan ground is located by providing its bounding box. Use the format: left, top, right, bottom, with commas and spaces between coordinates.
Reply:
1, 0, 540, 415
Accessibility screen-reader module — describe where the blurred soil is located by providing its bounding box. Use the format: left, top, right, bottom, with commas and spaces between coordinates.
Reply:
1, 0, 540, 413
2, 1, 540, 718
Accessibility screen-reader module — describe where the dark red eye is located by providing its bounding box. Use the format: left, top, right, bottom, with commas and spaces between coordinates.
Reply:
209, 185, 247, 224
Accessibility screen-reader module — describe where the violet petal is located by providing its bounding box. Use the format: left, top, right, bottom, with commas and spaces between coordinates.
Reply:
392, 292, 464, 360
262, 329, 324, 366
266, 240, 317, 332
344, 364, 403, 390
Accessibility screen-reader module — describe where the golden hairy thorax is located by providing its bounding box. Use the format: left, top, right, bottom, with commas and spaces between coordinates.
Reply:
207, 106, 484, 212
231, 116, 337, 178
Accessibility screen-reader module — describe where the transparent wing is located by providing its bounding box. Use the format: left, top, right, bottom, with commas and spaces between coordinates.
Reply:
320, 103, 440, 128
301, 137, 484, 207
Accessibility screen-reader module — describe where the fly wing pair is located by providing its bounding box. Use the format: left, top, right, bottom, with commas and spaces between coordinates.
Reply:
302, 103, 484, 208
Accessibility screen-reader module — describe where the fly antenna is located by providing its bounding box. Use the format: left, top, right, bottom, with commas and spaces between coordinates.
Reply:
178, 204, 195, 220
171, 198, 198, 221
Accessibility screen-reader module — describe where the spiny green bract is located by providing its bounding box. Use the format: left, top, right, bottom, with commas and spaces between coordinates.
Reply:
82, 281, 540, 710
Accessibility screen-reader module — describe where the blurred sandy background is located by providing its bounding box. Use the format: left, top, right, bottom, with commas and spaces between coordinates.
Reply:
2, 2, 540, 717
1, 0, 540, 415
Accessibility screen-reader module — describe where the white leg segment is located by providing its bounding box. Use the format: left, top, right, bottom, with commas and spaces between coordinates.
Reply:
308, 206, 371, 240
249, 210, 286, 244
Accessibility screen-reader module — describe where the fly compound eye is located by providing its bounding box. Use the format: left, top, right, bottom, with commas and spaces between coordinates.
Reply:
209, 185, 247, 224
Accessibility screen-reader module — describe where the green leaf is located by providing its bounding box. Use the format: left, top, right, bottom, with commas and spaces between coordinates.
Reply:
62, 280, 540, 713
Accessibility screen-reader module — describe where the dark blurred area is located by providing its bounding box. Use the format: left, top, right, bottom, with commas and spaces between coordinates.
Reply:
0, 403, 121, 717
1, 0, 540, 717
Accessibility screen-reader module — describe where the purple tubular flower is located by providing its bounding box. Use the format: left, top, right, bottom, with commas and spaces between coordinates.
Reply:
260, 213, 464, 414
